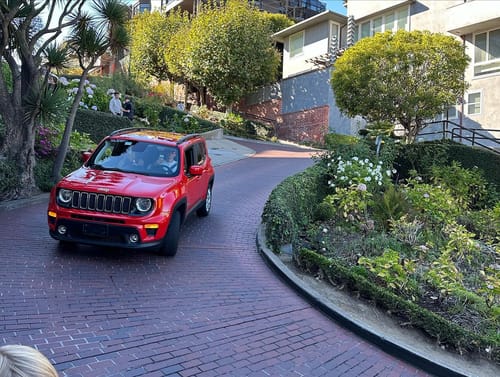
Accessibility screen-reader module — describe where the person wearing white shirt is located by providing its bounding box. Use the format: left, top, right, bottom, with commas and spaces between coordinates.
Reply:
109, 92, 123, 116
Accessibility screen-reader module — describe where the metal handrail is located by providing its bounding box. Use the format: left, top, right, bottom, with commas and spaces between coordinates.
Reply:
420, 120, 500, 155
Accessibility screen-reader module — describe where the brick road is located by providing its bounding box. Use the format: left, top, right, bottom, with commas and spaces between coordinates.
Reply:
0, 140, 431, 377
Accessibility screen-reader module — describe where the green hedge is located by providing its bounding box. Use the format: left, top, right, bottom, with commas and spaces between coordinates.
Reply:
261, 165, 327, 252
395, 140, 500, 187
74, 108, 131, 144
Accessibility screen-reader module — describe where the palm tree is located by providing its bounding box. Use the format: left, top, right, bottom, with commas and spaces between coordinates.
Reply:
93, 0, 130, 74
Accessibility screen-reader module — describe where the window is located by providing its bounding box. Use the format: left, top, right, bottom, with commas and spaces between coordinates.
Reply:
330, 23, 339, 47
467, 92, 481, 115
434, 105, 458, 121
289, 31, 304, 57
355, 6, 409, 41
474, 28, 500, 76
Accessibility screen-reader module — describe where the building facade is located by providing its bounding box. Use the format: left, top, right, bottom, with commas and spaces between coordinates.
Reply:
248, 0, 500, 146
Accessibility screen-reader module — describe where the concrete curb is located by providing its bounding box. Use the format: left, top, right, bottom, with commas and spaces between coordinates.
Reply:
256, 224, 499, 377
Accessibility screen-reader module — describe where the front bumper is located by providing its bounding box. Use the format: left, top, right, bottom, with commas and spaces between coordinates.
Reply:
48, 217, 162, 250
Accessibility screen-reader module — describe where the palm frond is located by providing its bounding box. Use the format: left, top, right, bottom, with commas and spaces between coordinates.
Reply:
91, 0, 129, 31
43, 44, 69, 71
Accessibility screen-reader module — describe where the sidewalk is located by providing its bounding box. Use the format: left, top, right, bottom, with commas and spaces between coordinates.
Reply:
206, 136, 255, 167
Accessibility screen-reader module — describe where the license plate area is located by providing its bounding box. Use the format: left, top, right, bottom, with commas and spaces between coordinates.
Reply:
82, 223, 108, 238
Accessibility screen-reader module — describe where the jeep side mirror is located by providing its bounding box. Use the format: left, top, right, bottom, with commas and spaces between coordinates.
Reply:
81, 151, 92, 163
189, 165, 203, 176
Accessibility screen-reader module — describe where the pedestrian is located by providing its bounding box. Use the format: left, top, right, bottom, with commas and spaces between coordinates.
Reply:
0, 344, 58, 377
109, 91, 123, 116
123, 96, 134, 120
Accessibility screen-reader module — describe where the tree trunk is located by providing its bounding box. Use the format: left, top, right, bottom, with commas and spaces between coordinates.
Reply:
51, 72, 90, 183
1, 111, 40, 199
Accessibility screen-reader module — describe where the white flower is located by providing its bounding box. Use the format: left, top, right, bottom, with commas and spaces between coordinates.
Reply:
392, 169, 397, 174
364, 159, 369, 163
86, 87, 94, 95
386, 170, 392, 177
71, 87, 78, 94
364, 176, 372, 182
322, 228, 328, 233
84, 79, 89, 85
59, 77, 69, 86
71, 78, 80, 82
353, 157, 359, 161
88, 94, 93, 98
91, 105, 98, 111
183, 117, 190, 123
79, 101, 85, 107
107, 88, 115, 95
423, 193, 430, 198
357, 183, 367, 191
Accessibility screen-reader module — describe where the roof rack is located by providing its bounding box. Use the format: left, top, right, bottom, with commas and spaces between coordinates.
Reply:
176, 133, 200, 145
110, 127, 152, 136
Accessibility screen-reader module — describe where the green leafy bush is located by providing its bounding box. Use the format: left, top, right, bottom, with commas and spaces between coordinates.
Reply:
403, 177, 461, 228
371, 185, 410, 230
431, 161, 488, 209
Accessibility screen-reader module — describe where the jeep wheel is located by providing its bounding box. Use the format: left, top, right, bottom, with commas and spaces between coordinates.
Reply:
196, 184, 212, 217
159, 211, 181, 257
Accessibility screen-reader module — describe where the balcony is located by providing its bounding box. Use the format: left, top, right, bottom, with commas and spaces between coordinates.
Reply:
447, 0, 500, 36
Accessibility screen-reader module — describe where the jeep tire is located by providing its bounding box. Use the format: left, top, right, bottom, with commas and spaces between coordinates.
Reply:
196, 184, 212, 217
159, 211, 181, 256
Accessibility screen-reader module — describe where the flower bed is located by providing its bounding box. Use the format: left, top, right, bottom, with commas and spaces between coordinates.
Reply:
262, 138, 499, 363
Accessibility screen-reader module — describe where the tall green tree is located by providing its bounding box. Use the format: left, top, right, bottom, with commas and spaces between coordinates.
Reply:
129, 9, 189, 83
0, 0, 85, 198
184, 0, 280, 110
331, 30, 470, 143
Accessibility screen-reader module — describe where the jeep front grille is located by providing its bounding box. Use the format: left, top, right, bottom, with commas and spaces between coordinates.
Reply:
69, 191, 132, 214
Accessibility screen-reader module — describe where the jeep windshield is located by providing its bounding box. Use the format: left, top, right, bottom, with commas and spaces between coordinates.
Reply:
88, 140, 180, 177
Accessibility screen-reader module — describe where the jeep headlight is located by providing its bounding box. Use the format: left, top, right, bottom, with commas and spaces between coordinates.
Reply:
135, 198, 153, 213
58, 189, 73, 204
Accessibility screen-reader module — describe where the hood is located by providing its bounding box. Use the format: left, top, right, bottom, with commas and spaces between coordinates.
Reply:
59, 167, 176, 198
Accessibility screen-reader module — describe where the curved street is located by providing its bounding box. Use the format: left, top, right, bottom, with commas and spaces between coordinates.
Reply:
0, 139, 430, 377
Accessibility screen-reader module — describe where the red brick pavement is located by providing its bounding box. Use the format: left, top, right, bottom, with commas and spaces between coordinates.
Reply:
0, 140, 431, 377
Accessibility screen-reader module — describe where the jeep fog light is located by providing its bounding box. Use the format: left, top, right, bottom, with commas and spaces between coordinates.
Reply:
129, 233, 139, 243
57, 225, 67, 235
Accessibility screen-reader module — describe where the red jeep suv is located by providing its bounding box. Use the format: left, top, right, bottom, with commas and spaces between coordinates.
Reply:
47, 128, 215, 256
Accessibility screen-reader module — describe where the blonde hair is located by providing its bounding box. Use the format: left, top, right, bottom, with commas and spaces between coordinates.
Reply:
0, 345, 58, 377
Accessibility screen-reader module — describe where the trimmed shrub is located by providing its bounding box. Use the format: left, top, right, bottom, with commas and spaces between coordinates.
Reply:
262, 165, 327, 252
74, 108, 131, 144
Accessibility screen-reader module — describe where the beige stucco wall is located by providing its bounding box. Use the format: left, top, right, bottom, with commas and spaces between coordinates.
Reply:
282, 22, 331, 79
